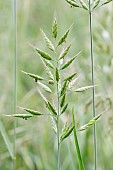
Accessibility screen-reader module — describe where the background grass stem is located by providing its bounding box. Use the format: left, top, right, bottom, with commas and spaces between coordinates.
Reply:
89, 1, 97, 170
13, 0, 17, 169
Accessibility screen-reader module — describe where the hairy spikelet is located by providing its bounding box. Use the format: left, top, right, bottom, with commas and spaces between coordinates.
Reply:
57, 24, 73, 47
79, 0, 88, 10
65, 0, 81, 8
79, 113, 102, 131
41, 29, 55, 52
93, 0, 100, 9
59, 43, 71, 60
37, 81, 52, 93
52, 17, 58, 39
21, 71, 43, 81
36, 48, 52, 60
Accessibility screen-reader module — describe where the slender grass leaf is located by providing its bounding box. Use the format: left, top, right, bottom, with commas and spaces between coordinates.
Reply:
72, 108, 85, 170
57, 24, 73, 47
0, 120, 13, 159
36, 48, 52, 60
59, 43, 71, 60
37, 81, 52, 93
41, 29, 55, 52
22, 71, 44, 81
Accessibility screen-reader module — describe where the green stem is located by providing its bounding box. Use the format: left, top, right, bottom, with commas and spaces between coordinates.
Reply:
72, 108, 85, 170
89, 1, 97, 170
13, 0, 17, 169
56, 53, 60, 170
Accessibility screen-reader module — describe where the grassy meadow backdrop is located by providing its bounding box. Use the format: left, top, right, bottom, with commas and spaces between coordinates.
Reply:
0, 0, 113, 169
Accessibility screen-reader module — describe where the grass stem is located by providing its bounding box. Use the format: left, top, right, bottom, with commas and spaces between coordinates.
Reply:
89, 1, 97, 170
56, 51, 60, 170
13, 0, 17, 169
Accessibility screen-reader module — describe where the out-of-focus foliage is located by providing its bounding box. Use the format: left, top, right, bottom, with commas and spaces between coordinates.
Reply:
0, 0, 113, 169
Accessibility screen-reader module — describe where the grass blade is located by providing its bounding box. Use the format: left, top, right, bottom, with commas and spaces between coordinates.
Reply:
72, 108, 85, 170
0, 120, 13, 159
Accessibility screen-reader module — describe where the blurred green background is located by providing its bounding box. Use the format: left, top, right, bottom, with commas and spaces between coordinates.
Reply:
0, 0, 113, 169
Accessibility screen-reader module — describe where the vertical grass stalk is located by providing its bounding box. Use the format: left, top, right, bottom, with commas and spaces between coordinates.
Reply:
13, 0, 17, 169
89, 1, 97, 170
56, 53, 60, 170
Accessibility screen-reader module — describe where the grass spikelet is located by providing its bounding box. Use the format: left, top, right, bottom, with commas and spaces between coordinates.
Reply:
60, 123, 74, 143
60, 81, 68, 97
56, 68, 60, 82
21, 71, 44, 81
52, 16, 58, 39
64, 72, 77, 82
59, 43, 71, 60
41, 29, 55, 52
61, 103, 68, 114
65, 0, 81, 8
37, 81, 52, 93
47, 102, 57, 116
44, 59, 54, 69
79, 0, 88, 10
60, 94, 66, 108
36, 48, 52, 60
92, 0, 100, 9
79, 113, 102, 131
57, 24, 73, 47
19, 107, 44, 116
60, 51, 81, 70
6, 114, 33, 120
75, 85, 97, 92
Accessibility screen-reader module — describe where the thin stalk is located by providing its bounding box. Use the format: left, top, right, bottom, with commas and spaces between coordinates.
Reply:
89, 1, 97, 170
13, 0, 17, 169
56, 52, 60, 170
72, 108, 85, 170
57, 84, 60, 170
